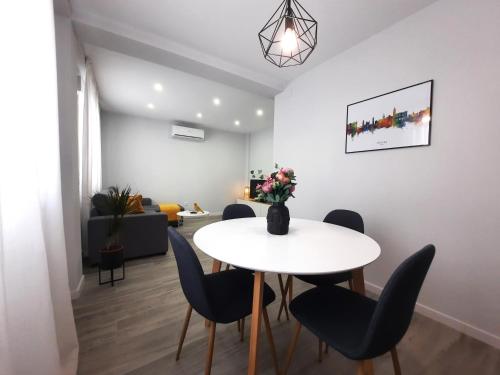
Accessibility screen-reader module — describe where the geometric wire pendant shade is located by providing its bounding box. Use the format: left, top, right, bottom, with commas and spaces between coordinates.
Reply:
258, 0, 318, 68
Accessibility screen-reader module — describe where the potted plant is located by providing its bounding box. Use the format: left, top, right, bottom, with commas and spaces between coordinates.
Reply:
256, 165, 297, 235
99, 185, 131, 271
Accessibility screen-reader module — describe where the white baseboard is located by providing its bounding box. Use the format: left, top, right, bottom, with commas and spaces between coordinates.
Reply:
364, 281, 500, 350
71, 274, 85, 300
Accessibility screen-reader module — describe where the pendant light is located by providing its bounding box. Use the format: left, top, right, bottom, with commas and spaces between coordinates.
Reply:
258, 0, 318, 68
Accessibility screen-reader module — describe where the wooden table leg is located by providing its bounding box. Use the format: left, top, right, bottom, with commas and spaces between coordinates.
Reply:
211, 259, 222, 273
262, 307, 280, 375
277, 274, 290, 321
351, 268, 366, 295
283, 322, 302, 375
248, 271, 264, 375
288, 275, 293, 302
352, 268, 374, 375
357, 360, 374, 375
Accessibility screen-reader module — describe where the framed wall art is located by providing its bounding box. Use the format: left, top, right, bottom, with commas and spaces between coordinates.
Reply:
345, 80, 433, 153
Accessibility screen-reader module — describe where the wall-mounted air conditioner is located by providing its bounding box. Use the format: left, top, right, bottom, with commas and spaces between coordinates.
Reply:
171, 125, 205, 141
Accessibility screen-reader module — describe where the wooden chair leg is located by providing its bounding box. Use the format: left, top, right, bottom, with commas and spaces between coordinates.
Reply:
288, 275, 293, 301
283, 322, 302, 375
240, 317, 245, 342
263, 307, 280, 375
225, 264, 230, 271
176, 305, 192, 361
318, 339, 323, 363
205, 322, 216, 375
237, 319, 241, 332
357, 360, 374, 375
277, 274, 290, 321
348, 278, 354, 290
391, 347, 402, 375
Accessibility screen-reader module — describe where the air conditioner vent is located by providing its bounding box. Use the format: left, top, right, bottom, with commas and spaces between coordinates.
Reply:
171, 125, 204, 141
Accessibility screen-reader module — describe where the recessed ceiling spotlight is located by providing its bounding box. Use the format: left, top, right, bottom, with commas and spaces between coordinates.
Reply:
213, 97, 221, 106
196, 112, 203, 119
234, 120, 240, 126
153, 83, 163, 92
147, 103, 155, 109
256, 109, 264, 116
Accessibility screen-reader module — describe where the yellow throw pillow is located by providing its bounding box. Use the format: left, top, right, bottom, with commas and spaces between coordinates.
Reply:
127, 194, 145, 214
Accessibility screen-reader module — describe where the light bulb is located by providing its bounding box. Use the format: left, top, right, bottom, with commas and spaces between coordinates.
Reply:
281, 27, 298, 54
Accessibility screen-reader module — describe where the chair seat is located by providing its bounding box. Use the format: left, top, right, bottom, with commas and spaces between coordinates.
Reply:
289, 285, 376, 359
205, 269, 275, 323
295, 270, 352, 287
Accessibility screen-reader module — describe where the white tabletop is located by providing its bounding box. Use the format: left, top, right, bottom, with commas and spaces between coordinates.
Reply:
193, 217, 380, 275
177, 210, 210, 218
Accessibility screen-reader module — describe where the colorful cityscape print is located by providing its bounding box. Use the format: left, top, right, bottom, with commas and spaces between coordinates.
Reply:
346, 106, 431, 139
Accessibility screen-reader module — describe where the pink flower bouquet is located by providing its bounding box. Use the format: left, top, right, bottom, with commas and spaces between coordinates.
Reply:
256, 165, 297, 203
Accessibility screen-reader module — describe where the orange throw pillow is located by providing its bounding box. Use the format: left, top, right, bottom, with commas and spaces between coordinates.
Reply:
127, 194, 145, 214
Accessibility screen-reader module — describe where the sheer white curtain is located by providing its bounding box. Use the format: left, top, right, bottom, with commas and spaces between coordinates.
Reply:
79, 59, 102, 251
0, 1, 79, 374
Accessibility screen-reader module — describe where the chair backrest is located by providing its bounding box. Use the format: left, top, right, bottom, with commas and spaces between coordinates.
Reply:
222, 204, 256, 220
323, 209, 364, 233
360, 244, 435, 358
168, 227, 214, 320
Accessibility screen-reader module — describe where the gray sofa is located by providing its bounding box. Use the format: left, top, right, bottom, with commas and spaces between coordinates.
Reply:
87, 197, 169, 265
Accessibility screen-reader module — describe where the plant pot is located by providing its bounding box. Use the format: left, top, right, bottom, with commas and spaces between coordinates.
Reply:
100, 245, 124, 270
267, 202, 290, 235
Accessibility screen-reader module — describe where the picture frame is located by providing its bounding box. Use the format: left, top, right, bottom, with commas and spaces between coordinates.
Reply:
345, 80, 433, 154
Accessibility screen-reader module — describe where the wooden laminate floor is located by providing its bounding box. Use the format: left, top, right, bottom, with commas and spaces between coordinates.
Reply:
74, 216, 500, 375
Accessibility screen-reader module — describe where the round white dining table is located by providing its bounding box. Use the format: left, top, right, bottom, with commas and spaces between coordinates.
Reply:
193, 217, 381, 375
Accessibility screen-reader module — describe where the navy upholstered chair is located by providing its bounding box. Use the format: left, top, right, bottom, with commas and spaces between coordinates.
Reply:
221, 203, 256, 271
283, 245, 436, 375
168, 227, 279, 375
277, 210, 364, 323
222, 203, 256, 221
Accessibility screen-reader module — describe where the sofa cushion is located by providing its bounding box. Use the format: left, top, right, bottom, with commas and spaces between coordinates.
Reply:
91, 193, 113, 216
141, 197, 153, 206
127, 194, 145, 214
144, 204, 160, 212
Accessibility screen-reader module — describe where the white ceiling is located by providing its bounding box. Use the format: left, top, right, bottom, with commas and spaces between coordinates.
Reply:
86, 45, 274, 133
70, 0, 438, 132
72, 0, 438, 90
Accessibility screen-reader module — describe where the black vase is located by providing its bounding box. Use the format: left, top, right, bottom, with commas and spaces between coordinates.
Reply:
267, 202, 290, 235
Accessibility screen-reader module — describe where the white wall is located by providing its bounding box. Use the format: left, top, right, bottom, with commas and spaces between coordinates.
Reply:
54, 15, 85, 298
274, 0, 500, 348
248, 127, 274, 178
101, 111, 247, 212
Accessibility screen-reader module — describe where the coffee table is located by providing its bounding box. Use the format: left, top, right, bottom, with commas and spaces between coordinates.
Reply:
177, 210, 210, 225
